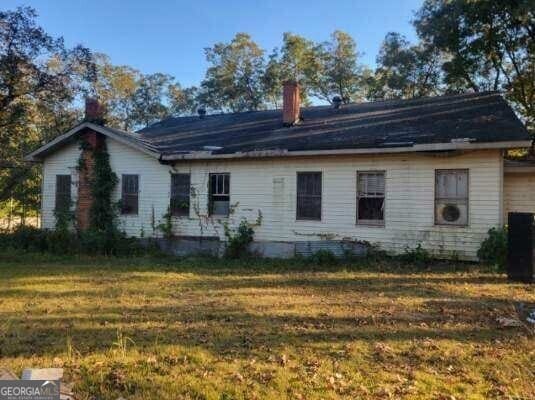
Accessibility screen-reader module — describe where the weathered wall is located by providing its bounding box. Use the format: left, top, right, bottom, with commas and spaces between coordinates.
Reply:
504, 172, 535, 220
42, 135, 505, 260
41, 140, 80, 229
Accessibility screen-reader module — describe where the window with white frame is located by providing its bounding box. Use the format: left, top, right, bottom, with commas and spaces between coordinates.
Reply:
209, 173, 230, 216
435, 169, 469, 226
357, 171, 385, 225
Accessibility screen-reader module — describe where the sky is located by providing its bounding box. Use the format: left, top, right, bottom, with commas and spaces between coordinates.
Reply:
3, 0, 423, 88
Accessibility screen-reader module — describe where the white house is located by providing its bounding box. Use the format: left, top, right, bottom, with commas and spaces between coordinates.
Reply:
25, 84, 533, 260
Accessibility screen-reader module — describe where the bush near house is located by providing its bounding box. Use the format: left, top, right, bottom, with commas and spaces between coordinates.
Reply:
0, 225, 148, 256
477, 227, 508, 272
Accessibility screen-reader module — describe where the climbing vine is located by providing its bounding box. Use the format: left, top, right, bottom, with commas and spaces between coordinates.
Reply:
223, 210, 263, 259
78, 136, 119, 232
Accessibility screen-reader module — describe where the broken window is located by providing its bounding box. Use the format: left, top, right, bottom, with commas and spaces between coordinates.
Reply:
357, 171, 385, 225
170, 173, 190, 216
296, 172, 322, 220
435, 169, 468, 226
121, 174, 139, 215
55, 175, 71, 211
209, 173, 230, 216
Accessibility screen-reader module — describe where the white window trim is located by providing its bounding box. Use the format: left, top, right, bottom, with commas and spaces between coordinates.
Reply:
356, 170, 386, 228
434, 169, 470, 227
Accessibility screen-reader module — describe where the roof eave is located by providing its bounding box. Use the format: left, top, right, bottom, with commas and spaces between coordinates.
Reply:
24, 121, 160, 162
161, 140, 533, 161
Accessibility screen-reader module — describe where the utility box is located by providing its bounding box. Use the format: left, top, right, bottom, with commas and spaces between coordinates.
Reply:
507, 212, 534, 283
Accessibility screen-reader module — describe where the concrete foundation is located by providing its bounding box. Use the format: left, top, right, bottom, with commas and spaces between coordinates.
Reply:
150, 236, 368, 258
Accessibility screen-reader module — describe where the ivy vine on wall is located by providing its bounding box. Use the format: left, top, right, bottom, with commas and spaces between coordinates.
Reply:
78, 135, 119, 232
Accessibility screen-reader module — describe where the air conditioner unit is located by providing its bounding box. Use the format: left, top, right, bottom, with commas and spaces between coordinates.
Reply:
436, 202, 468, 225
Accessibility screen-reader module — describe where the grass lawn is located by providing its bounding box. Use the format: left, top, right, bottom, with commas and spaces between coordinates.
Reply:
0, 253, 533, 400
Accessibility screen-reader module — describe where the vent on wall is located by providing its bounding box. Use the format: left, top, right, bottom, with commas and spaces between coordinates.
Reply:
435, 203, 468, 225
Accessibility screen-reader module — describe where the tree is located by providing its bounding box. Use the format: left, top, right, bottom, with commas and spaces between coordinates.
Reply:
168, 83, 199, 116
91, 53, 140, 130
130, 73, 173, 128
370, 32, 442, 100
265, 33, 322, 105
0, 7, 95, 215
414, 0, 535, 129
263, 31, 367, 106
313, 30, 366, 103
200, 33, 265, 112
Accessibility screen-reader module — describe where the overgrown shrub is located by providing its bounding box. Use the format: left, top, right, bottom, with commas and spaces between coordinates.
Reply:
398, 243, 431, 266
477, 227, 507, 271
223, 219, 256, 259
0, 225, 148, 256
309, 249, 339, 265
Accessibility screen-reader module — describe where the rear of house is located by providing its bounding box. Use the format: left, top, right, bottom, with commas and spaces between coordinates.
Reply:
26, 86, 532, 260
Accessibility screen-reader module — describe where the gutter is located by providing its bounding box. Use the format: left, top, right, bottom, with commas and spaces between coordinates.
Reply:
161, 140, 533, 162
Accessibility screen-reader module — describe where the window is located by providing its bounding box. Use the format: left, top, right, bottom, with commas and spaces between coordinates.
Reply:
121, 174, 139, 215
55, 175, 71, 211
209, 173, 230, 216
296, 172, 322, 220
357, 171, 385, 225
170, 174, 190, 216
435, 169, 469, 226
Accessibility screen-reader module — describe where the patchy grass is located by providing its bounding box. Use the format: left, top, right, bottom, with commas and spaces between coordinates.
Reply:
0, 252, 533, 399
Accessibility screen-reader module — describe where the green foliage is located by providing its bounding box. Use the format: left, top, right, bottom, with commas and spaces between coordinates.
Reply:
477, 227, 508, 272
309, 249, 339, 266
157, 208, 174, 239
200, 33, 266, 112
223, 212, 262, 259
0, 6, 94, 211
0, 225, 148, 256
54, 207, 74, 233
398, 243, 431, 266
88, 139, 119, 232
414, 0, 534, 130
370, 32, 442, 100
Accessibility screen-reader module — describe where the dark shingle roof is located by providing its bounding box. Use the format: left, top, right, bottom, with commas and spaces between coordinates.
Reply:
137, 92, 530, 157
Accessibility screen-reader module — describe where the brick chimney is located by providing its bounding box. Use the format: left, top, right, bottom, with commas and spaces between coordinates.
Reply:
84, 97, 106, 125
76, 129, 104, 231
282, 81, 300, 126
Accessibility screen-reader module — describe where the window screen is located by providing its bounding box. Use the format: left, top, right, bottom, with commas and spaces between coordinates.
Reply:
121, 174, 139, 215
435, 169, 469, 226
357, 171, 385, 225
209, 173, 230, 216
55, 175, 71, 211
170, 174, 190, 216
296, 172, 322, 220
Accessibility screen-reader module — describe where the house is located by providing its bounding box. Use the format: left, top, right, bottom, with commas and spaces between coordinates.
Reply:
25, 83, 533, 260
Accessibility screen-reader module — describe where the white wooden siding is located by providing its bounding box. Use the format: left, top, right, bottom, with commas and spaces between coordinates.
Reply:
504, 173, 535, 220
41, 136, 505, 260
41, 142, 80, 229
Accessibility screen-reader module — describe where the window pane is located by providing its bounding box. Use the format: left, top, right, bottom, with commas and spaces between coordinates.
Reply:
435, 170, 468, 226
209, 173, 230, 216
121, 175, 139, 214
358, 198, 384, 220
357, 172, 385, 223
171, 174, 190, 216
297, 172, 322, 220
55, 175, 71, 211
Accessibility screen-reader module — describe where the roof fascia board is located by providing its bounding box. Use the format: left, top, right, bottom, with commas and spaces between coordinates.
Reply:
504, 166, 535, 174
162, 140, 532, 161
24, 122, 160, 162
